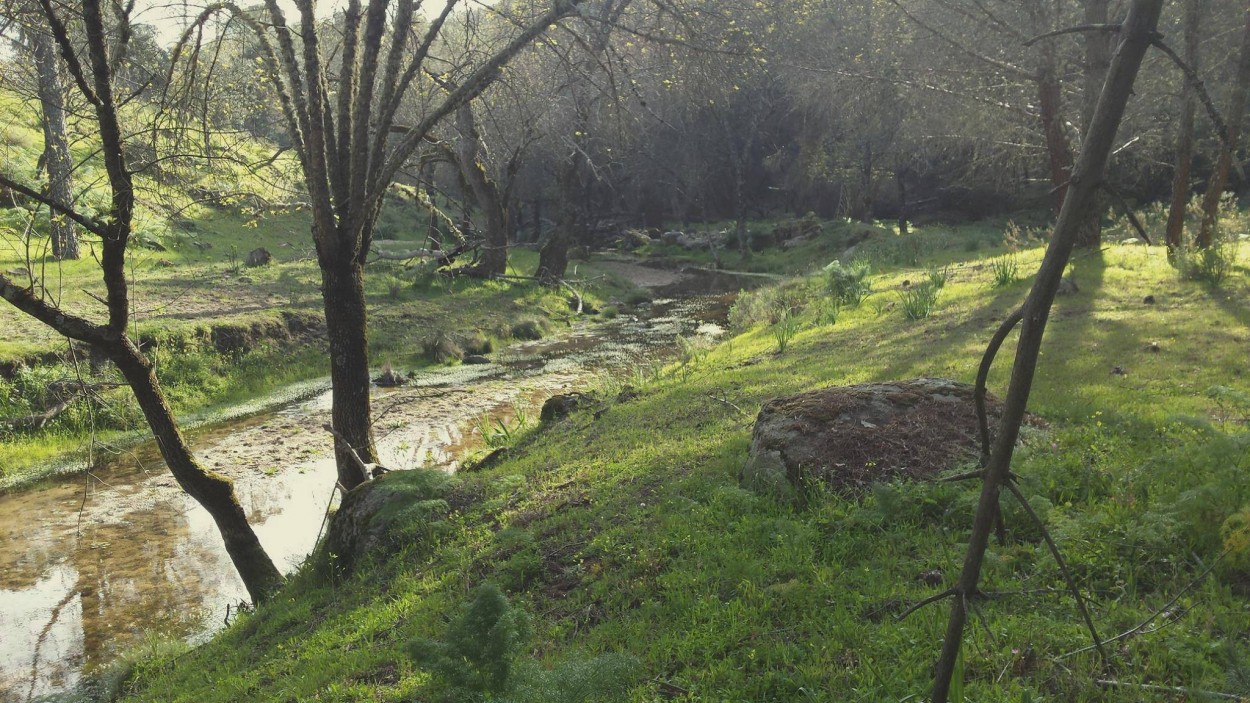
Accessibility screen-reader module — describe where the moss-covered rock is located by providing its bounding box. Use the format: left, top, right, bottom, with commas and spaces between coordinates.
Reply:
322, 469, 456, 575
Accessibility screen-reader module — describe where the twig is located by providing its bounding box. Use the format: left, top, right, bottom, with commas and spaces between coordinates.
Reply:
1003, 480, 1107, 666
706, 392, 748, 416
896, 588, 956, 622
1101, 183, 1152, 245
1024, 23, 1121, 47
1095, 679, 1244, 700
1060, 545, 1230, 659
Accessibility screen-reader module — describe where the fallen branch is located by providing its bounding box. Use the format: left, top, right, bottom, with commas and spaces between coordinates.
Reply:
1024, 23, 1121, 47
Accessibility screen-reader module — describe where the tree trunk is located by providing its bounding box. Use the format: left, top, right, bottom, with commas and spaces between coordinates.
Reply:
455, 104, 508, 277
320, 252, 375, 491
1166, 0, 1201, 254
931, 2, 1163, 699
1038, 62, 1073, 215
1197, 5, 1250, 248
31, 28, 79, 260
538, 158, 579, 284
108, 339, 284, 601
896, 168, 909, 235
1074, 0, 1113, 249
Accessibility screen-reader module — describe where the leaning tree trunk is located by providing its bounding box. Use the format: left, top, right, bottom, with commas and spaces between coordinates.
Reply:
108, 340, 285, 599
538, 158, 580, 284
1166, 0, 1202, 254
1197, 5, 1250, 248
31, 28, 78, 260
930, 3, 1163, 700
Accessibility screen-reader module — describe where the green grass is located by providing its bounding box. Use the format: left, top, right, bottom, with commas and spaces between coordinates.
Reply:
112, 236, 1250, 702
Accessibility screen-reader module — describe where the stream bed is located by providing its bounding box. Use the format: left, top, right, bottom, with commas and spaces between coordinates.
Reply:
0, 289, 734, 702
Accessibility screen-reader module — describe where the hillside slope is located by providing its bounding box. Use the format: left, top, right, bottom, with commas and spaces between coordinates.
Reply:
116, 235, 1250, 702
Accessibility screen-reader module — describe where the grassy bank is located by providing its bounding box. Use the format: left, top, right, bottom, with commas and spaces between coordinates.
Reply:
111, 225, 1250, 701
0, 210, 629, 488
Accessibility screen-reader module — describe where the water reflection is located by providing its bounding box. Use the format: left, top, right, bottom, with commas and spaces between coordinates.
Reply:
0, 293, 733, 701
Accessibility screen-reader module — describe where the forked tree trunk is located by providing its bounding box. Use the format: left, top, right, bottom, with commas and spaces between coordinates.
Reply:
31, 28, 78, 260
455, 103, 509, 278
930, 2, 1163, 699
1197, 6, 1250, 248
1166, 0, 1202, 254
1038, 61, 1073, 215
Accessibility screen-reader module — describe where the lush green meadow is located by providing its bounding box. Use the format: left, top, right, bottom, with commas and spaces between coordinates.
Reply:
105, 215, 1250, 702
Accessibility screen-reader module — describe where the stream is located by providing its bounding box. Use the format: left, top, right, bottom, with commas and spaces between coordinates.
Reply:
0, 283, 735, 703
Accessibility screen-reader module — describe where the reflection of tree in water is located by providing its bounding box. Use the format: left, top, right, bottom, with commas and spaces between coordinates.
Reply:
11, 496, 218, 701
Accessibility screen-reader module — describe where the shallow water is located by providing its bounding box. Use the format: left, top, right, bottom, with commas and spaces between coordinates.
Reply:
0, 293, 731, 702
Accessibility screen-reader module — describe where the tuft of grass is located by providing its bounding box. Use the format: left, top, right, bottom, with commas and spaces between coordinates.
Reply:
772, 306, 800, 353
1175, 239, 1239, 287
897, 282, 940, 320
988, 254, 1020, 288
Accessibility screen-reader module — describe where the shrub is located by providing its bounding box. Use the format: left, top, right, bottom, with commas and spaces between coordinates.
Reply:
727, 280, 814, 331
926, 265, 950, 289
409, 584, 638, 703
1176, 238, 1238, 287
823, 259, 872, 307
772, 306, 800, 353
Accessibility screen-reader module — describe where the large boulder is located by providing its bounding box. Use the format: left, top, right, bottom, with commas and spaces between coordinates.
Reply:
245, 247, 272, 267
540, 392, 600, 422
742, 378, 1002, 498
322, 469, 454, 575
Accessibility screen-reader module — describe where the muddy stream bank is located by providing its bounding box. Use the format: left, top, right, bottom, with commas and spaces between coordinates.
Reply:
0, 271, 742, 702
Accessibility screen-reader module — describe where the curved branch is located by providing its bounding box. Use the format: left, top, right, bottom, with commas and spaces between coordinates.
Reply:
0, 173, 107, 237
1151, 37, 1247, 182
975, 307, 1024, 464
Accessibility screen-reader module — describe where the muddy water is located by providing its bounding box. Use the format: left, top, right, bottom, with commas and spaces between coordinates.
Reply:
0, 292, 732, 702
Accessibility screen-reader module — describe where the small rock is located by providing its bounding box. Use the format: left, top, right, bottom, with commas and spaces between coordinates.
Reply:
463, 355, 491, 365
901, 280, 911, 288
245, 247, 272, 267
917, 569, 944, 586
5, 267, 30, 277
1111, 365, 1127, 376
1143, 294, 1156, 305
1146, 341, 1161, 353
540, 392, 599, 422
374, 367, 407, 387
1056, 276, 1079, 295
156, 260, 175, 268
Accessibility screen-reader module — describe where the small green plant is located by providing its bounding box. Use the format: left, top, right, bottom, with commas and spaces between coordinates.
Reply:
897, 283, 940, 320
1176, 238, 1238, 287
409, 584, 638, 703
227, 244, 241, 274
773, 306, 800, 353
819, 298, 841, 326
824, 259, 873, 307
926, 265, 950, 289
989, 254, 1019, 288
475, 405, 530, 448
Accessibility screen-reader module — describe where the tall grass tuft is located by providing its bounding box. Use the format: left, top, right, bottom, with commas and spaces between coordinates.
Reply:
897, 283, 940, 321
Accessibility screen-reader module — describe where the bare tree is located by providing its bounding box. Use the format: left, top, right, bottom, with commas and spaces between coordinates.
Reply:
1165, 0, 1201, 254
0, 0, 283, 602
926, 2, 1164, 700
1197, 5, 1250, 248
175, 0, 588, 491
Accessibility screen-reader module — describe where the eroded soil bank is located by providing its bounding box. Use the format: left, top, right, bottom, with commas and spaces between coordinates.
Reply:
0, 274, 737, 702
